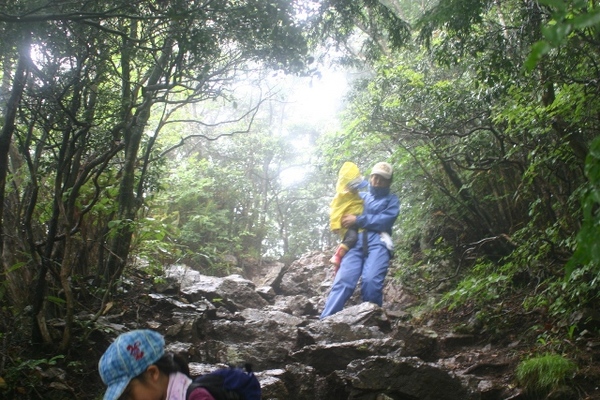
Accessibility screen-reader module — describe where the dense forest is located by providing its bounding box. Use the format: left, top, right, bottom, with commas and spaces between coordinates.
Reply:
1, 0, 599, 398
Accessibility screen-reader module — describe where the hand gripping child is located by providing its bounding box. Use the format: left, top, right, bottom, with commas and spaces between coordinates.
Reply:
329, 162, 367, 276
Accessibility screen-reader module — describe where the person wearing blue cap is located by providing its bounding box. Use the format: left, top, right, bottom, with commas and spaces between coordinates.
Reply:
321, 161, 399, 319
328, 162, 369, 276
98, 329, 215, 400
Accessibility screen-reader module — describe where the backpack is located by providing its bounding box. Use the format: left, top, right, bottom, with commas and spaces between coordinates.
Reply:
186, 364, 261, 400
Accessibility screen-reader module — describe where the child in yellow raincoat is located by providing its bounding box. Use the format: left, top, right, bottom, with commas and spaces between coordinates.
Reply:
329, 162, 368, 275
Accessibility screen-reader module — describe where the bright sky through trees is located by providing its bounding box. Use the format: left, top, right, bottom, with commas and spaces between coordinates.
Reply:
288, 69, 348, 128
278, 68, 349, 186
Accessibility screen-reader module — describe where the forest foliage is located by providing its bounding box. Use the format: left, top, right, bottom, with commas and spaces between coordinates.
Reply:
0, 0, 599, 397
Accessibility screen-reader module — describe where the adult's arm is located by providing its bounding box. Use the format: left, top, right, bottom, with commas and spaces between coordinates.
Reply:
355, 195, 400, 233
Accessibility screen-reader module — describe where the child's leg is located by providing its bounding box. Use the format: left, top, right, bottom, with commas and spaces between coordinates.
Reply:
329, 227, 359, 275
341, 227, 359, 249
329, 243, 349, 270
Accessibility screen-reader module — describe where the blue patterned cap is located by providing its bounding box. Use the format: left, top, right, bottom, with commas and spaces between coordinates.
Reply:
98, 329, 165, 400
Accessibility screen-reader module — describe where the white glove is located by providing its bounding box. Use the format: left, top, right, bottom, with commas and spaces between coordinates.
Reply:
379, 232, 394, 252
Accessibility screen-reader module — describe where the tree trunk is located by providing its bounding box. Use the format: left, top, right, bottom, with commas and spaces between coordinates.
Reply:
0, 32, 29, 255
104, 33, 173, 285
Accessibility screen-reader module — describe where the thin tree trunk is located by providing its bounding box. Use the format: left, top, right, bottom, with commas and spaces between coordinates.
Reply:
0, 32, 29, 255
105, 33, 173, 284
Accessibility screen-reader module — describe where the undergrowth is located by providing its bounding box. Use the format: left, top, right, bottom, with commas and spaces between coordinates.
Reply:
396, 214, 600, 346
516, 353, 577, 398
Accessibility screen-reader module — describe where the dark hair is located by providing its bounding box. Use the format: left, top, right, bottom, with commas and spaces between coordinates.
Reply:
155, 352, 190, 376
134, 352, 190, 383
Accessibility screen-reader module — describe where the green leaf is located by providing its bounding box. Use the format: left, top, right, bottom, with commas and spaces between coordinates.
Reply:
538, 0, 568, 12
7, 261, 27, 273
541, 24, 570, 46
571, 10, 600, 30
47, 296, 66, 305
108, 220, 122, 229
525, 41, 551, 71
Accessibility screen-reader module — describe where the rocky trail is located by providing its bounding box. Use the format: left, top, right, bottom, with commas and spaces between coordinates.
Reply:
40, 251, 600, 399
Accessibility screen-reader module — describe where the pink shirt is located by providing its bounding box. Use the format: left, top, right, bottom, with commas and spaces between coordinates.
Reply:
188, 387, 216, 400
166, 372, 215, 400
